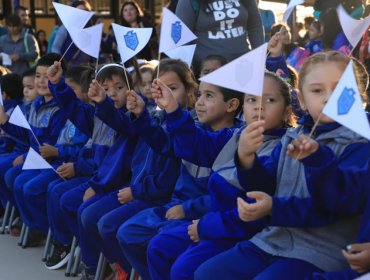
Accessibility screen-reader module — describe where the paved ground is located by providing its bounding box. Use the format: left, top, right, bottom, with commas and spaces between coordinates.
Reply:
0, 233, 68, 280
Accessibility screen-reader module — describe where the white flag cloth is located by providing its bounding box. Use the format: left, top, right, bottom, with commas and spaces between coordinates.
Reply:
337, 5, 370, 49
159, 8, 197, 53
164, 44, 196, 66
22, 148, 53, 170
52, 2, 93, 30
112, 23, 153, 63
8, 105, 31, 130
323, 61, 370, 140
69, 23, 104, 59
283, 0, 304, 23
199, 43, 268, 96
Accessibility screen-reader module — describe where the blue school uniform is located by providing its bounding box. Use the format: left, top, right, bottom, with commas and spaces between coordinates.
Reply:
305, 39, 323, 54
77, 98, 180, 272
117, 107, 242, 279
147, 126, 286, 280
194, 115, 369, 280
13, 119, 88, 233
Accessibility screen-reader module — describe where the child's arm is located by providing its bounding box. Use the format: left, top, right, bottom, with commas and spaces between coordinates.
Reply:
91, 83, 137, 138
152, 79, 235, 166
48, 62, 95, 137
181, 195, 211, 220
54, 128, 90, 162
130, 157, 181, 202
266, 33, 290, 78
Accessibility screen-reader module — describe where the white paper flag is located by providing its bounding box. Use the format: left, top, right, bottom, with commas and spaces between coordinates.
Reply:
323, 61, 370, 140
337, 5, 370, 49
1, 52, 12, 66
159, 8, 197, 53
164, 44, 196, 66
69, 23, 104, 59
8, 105, 31, 130
200, 43, 268, 96
22, 148, 53, 170
112, 23, 153, 63
283, 0, 305, 23
53, 2, 93, 30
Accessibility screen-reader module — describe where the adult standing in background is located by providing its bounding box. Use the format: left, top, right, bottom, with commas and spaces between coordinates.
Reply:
14, 6, 35, 35
176, 0, 264, 76
257, 0, 275, 42
120, 0, 158, 61
0, 15, 39, 75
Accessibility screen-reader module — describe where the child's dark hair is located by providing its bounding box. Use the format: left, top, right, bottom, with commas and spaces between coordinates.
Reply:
201, 55, 228, 69
96, 64, 133, 89
6, 15, 22, 26
218, 86, 244, 115
319, 8, 342, 50
72, 0, 92, 10
66, 65, 95, 95
154, 58, 198, 107
22, 67, 36, 78
37, 53, 67, 73
264, 71, 295, 126
0, 73, 24, 99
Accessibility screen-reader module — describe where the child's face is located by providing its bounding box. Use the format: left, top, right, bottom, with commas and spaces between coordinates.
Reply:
66, 78, 87, 103
280, 26, 291, 45
35, 66, 51, 97
200, 59, 222, 77
195, 82, 230, 127
243, 76, 290, 131
159, 71, 189, 107
299, 62, 345, 125
139, 71, 153, 100
308, 24, 321, 40
102, 74, 128, 109
23, 76, 38, 102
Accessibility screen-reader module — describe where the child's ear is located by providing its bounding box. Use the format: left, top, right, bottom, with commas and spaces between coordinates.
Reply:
186, 86, 196, 108
2, 91, 9, 101
226, 98, 240, 113
296, 90, 307, 112
283, 105, 293, 126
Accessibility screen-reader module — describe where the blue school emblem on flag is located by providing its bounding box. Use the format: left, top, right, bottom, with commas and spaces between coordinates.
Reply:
124, 31, 139, 51
171, 21, 182, 44
338, 87, 355, 115
67, 125, 76, 139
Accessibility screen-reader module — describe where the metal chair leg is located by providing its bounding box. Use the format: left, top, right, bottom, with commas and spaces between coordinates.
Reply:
71, 246, 81, 277
18, 223, 26, 246
42, 229, 52, 262
21, 225, 29, 248
0, 202, 10, 234
94, 253, 106, 280
65, 237, 77, 277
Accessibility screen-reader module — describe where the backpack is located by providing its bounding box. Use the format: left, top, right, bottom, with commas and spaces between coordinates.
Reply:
23, 33, 38, 68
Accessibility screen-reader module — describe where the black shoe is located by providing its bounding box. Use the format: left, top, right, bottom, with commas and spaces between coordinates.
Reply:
26, 229, 45, 247
45, 241, 71, 270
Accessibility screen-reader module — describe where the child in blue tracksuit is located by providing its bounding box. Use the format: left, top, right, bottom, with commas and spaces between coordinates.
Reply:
146, 72, 293, 280
76, 74, 183, 277
47, 62, 135, 278
0, 54, 68, 240
45, 65, 97, 270
304, 21, 323, 55
117, 58, 244, 280
0, 73, 28, 208
193, 51, 370, 280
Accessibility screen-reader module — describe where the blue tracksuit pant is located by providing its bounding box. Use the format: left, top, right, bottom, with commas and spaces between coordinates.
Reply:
97, 194, 155, 272
13, 169, 59, 234
47, 176, 90, 245
117, 206, 190, 280
194, 241, 323, 280
309, 269, 360, 280
147, 222, 235, 280
0, 152, 19, 207
60, 183, 105, 269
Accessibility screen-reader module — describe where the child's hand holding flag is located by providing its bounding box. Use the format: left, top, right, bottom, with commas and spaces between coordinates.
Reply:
151, 79, 178, 113
126, 90, 145, 118
88, 80, 107, 104
47, 61, 63, 85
